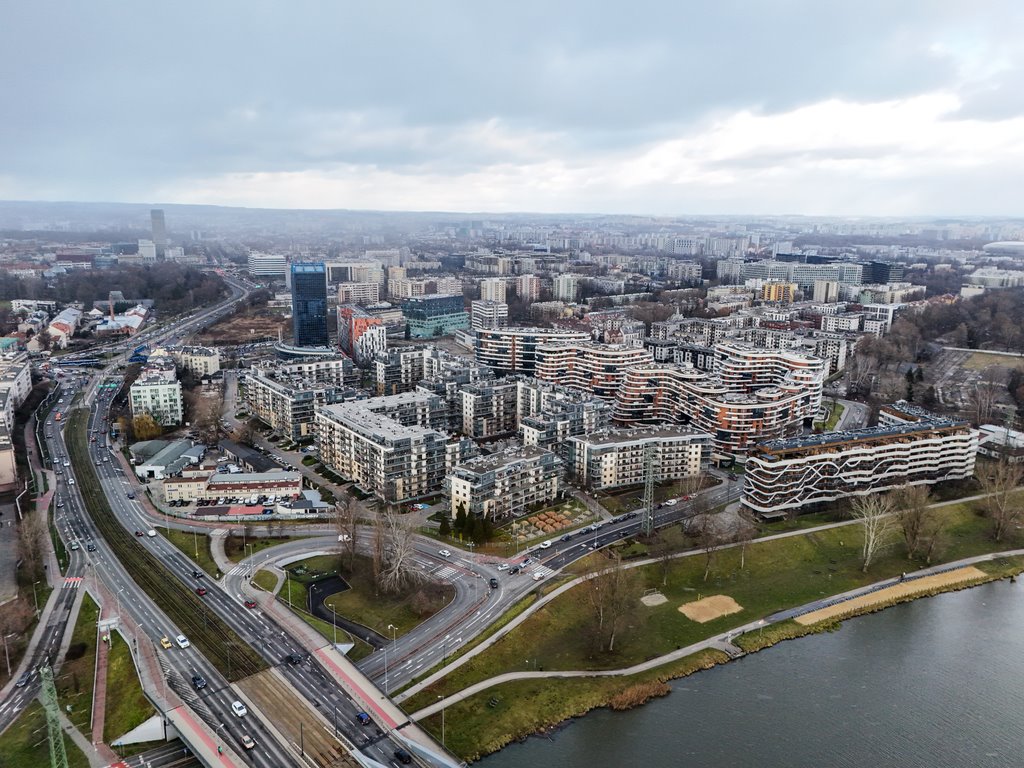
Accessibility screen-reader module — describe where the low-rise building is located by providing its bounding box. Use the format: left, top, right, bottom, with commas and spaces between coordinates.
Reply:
170, 346, 221, 377
164, 470, 303, 503
447, 446, 561, 521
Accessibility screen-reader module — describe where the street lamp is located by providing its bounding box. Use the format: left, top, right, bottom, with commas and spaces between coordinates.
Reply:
2, 632, 15, 677
32, 581, 40, 617
437, 695, 445, 747
384, 624, 397, 695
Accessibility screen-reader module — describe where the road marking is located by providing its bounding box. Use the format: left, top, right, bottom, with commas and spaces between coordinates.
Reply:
63, 576, 83, 589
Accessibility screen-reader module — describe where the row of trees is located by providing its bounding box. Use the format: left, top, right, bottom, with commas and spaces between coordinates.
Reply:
0, 264, 225, 316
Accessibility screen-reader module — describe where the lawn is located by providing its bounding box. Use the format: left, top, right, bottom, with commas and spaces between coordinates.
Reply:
404, 497, 1019, 715
104, 633, 155, 745
0, 700, 91, 768
288, 554, 455, 639
964, 351, 1024, 370
223, 532, 300, 563
273, 569, 374, 662
814, 402, 845, 430
56, 592, 100, 738
252, 568, 280, 593
162, 528, 219, 576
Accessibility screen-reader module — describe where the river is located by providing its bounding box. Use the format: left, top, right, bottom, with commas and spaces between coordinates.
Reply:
480, 578, 1024, 767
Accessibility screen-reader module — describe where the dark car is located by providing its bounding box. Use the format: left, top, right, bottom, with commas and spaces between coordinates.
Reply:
509, 566, 521, 575
86, 542, 96, 552
355, 712, 371, 726
191, 674, 207, 690
489, 577, 499, 589
15, 671, 32, 688
287, 653, 304, 665
394, 747, 413, 764
134, 530, 144, 537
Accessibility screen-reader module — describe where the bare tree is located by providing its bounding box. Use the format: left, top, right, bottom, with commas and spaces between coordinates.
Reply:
377, 508, 421, 594
371, 512, 386, 591
18, 509, 46, 580
734, 507, 758, 571
687, 512, 726, 582
892, 485, 937, 559
850, 494, 896, 572
970, 369, 1002, 426
649, 534, 675, 587
581, 553, 641, 653
978, 460, 1024, 542
334, 496, 358, 572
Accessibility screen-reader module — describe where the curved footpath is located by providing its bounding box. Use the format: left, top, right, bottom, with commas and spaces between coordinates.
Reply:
408, 547, 1024, 720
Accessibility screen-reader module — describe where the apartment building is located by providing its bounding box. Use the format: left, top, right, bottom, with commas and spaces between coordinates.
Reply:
517, 274, 542, 302
533, 342, 654, 400
613, 343, 825, 455
0, 352, 32, 431
129, 354, 184, 426
743, 418, 979, 515
315, 393, 451, 502
479, 278, 507, 303
372, 345, 472, 395
473, 327, 590, 374
337, 281, 381, 305
337, 304, 387, 365
170, 346, 221, 377
470, 300, 509, 330
448, 446, 561, 521
459, 380, 520, 438
566, 427, 711, 491
243, 369, 356, 441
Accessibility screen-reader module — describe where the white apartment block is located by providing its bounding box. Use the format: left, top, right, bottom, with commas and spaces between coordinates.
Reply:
470, 300, 509, 330
553, 274, 580, 302
448, 446, 561, 521
517, 274, 542, 302
567, 427, 710, 491
743, 418, 979, 515
170, 346, 221, 377
479, 278, 507, 303
0, 352, 32, 431
130, 376, 184, 426
473, 327, 591, 374
337, 281, 381, 305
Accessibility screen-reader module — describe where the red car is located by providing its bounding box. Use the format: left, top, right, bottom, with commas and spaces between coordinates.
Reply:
134, 530, 144, 537
244, 599, 257, 609
196, 587, 208, 596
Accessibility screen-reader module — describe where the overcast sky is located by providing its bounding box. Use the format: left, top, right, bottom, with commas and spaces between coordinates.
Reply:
2, 1, 1022, 216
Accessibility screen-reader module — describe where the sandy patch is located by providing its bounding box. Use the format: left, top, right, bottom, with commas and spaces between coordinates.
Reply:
641, 592, 668, 607
678, 595, 743, 623
796, 566, 987, 626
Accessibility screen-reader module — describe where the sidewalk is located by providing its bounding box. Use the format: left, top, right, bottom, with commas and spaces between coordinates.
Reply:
90, 608, 110, 751
407, 548, 1024, 720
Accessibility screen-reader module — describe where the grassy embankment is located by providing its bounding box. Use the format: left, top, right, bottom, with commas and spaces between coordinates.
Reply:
0, 700, 91, 768
56, 592, 101, 738
104, 633, 156, 752
405, 496, 1024, 760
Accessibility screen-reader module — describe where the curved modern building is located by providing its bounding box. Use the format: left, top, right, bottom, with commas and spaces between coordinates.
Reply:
534, 342, 653, 400
473, 327, 590, 374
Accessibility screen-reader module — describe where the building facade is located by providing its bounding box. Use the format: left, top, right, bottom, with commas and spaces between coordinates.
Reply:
470, 299, 509, 330
448, 446, 561, 521
290, 262, 329, 348
401, 294, 470, 338
567, 427, 710, 490
473, 327, 591, 374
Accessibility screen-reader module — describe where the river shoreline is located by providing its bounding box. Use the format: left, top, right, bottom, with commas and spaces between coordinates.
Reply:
464, 556, 1024, 762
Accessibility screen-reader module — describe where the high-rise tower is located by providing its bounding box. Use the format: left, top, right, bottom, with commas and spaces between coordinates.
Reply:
291, 262, 329, 347
150, 209, 167, 256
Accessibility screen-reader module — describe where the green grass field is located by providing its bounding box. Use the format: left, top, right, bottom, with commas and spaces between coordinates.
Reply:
163, 528, 220, 576
104, 633, 155, 744
56, 592, 100, 738
404, 497, 1019, 716
0, 700, 90, 768
963, 351, 1024, 370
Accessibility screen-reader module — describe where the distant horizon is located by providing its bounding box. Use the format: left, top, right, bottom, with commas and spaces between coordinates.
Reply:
0, 198, 1020, 223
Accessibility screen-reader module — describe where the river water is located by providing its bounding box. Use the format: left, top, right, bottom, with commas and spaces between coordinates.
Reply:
480, 579, 1024, 767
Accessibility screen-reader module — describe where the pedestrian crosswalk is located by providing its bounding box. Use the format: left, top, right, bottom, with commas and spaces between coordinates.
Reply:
63, 576, 83, 589
433, 565, 459, 581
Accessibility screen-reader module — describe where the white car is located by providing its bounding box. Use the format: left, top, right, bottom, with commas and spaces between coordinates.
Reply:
231, 700, 248, 717
68, 478, 75, 485
532, 572, 545, 581
496, 563, 510, 572
146, 530, 157, 538
664, 499, 678, 506
438, 549, 451, 558
175, 634, 190, 649
539, 541, 552, 549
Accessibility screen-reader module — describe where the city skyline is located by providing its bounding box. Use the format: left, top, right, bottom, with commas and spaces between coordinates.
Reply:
3, 2, 1023, 216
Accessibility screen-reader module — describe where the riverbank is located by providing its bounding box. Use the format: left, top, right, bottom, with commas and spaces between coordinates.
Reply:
409, 544, 1024, 761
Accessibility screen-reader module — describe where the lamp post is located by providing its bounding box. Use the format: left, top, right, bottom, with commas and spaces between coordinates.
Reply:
384, 624, 397, 695
2, 632, 15, 677
192, 527, 198, 558
32, 581, 40, 616
332, 605, 337, 646
437, 695, 445, 747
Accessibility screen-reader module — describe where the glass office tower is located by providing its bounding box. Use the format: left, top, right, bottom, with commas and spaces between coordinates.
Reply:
291, 262, 329, 347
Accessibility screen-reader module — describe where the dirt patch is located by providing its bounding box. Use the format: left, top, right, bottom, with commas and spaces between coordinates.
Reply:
195, 308, 288, 345
640, 592, 668, 607
795, 566, 988, 626
678, 594, 743, 623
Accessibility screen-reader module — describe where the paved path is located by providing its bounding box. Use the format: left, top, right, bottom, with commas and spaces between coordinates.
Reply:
398, 490, 1014, 705
90, 608, 110, 748
408, 547, 1024, 720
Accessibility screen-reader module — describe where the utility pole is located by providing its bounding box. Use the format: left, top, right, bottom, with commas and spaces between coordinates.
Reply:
40, 664, 70, 768
641, 442, 656, 538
